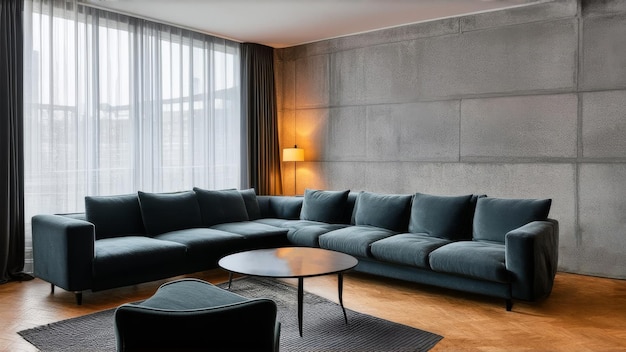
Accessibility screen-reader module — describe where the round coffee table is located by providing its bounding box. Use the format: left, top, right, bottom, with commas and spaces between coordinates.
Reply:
218, 247, 358, 337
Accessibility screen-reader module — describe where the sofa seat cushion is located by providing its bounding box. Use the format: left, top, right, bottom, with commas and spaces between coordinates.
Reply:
370, 233, 452, 269
94, 236, 188, 281
278, 219, 343, 232
285, 219, 331, 228
319, 225, 397, 258
251, 219, 347, 246
154, 228, 246, 265
288, 224, 350, 247
256, 219, 323, 231
211, 221, 289, 247
429, 241, 510, 283
253, 218, 291, 227
211, 221, 287, 238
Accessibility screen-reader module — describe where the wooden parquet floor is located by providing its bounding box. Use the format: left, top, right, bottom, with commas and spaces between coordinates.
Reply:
1, 270, 625, 351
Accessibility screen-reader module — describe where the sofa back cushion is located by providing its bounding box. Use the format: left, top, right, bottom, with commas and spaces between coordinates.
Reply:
354, 191, 412, 232
345, 192, 358, 225
138, 191, 203, 235
193, 187, 249, 226
240, 188, 261, 220
409, 193, 474, 240
85, 194, 145, 239
300, 189, 350, 223
269, 197, 303, 219
473, 197, 552, 243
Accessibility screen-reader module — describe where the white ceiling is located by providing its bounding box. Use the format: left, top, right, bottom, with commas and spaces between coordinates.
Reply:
83, 0, 546, 48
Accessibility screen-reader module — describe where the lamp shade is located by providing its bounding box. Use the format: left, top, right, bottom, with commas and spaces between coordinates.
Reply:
283, 146, 304, 162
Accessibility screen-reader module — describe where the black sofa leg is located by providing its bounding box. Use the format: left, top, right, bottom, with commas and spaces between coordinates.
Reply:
51, 284, 82, 305
505, 299, 513, 311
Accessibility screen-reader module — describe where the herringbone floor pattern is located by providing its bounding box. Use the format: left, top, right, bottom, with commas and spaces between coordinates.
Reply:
1, 270, 625, 351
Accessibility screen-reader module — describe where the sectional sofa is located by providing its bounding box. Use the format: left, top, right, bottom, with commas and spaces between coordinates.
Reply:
32, 188, 558, 310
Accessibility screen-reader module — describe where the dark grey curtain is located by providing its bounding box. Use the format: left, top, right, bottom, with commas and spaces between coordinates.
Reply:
241, 43, 283, 195
1, 0, 31, 283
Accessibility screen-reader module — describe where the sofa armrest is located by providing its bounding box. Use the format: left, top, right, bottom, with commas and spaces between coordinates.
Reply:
32, 214, 95, 292
505, 219, 559, 301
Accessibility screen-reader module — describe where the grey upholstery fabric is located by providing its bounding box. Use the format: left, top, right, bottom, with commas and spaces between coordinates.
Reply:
154, 228, 246, 272
319, 225, 396, 258
211, 221, 289, 248
354, 192, 412, 232
473, 197, 551, 243
32, 215, 95, 292
288, 223, 349, 247
193, 187, 249, 226
300, 189, 350, 223
93, 236, 188, 290
253, 218, 291, 227
32, 190, 560, 307
370, 233, 451, 269
137, 191, 202, 235
505, 220, 559, 301
429, 241, 510, 283
269, 196, 303, 219
408, 193, 473, 240
211, 221, 287, 239
240, 188, 262, 220
85, 194, 145, 239
139, 279, 248, 309
114, 278, 279, 352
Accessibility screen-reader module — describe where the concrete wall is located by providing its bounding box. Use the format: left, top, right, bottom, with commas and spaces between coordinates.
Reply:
275, 0, 626, 279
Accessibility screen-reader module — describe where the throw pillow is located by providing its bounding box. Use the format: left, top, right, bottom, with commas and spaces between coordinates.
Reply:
137, 191, 203, 235
408, 193, 473, 240
193, 187, 249, 226
300, 189, 350, 223
472, 197, 552, 243
85, 194, 145, 239
354, 191, 412, 232
240, 188, 261, 220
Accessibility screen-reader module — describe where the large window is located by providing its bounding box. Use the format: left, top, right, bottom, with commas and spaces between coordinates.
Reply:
22, 0, 241, 271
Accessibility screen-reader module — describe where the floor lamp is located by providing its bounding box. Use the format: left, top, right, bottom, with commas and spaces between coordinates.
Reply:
283, 145, 304, 195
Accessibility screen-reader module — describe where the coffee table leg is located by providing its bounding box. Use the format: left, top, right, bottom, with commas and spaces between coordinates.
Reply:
338, 273, 348, 324
227, 272, 233, 289
298, 277, 304, 337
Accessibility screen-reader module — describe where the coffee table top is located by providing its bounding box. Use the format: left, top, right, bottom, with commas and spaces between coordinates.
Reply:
218, 247, 358, 279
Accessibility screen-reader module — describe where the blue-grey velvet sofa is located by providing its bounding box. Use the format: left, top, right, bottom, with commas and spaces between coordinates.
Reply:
32, 188, 559, 310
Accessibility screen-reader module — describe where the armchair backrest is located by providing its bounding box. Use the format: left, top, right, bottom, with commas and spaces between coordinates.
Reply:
115, 298, 279, 352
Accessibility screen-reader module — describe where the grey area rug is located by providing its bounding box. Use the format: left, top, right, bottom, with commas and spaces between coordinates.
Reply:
19, 277, 442, 351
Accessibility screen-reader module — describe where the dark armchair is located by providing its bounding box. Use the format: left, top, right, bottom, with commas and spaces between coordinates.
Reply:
114, 278, 280, 352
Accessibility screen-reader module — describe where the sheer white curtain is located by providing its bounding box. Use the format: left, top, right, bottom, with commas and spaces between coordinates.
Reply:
22, 0, 241, 272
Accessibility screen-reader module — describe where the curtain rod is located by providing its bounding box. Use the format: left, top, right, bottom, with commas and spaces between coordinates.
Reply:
76, 0, 243, 44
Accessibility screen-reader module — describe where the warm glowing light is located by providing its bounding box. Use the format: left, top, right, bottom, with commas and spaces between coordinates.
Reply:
283, 146, 304, 162
276, 247, 294, 258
